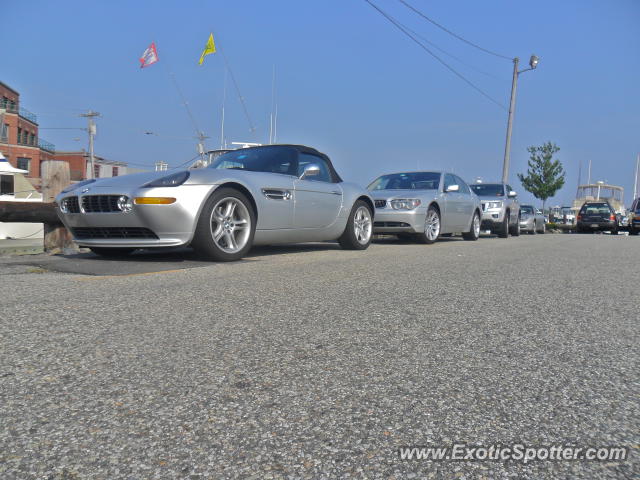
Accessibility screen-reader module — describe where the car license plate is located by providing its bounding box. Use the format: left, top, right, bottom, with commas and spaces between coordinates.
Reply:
591, 224, 599, 228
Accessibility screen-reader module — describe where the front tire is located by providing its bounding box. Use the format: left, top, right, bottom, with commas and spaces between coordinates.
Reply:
415, 205, 441, 244
497, 213, 509, 238
462, 211, 480, 241
510, 215, 521, 236
191, 188, 256, 261
89, 247, 136, 257
338, 201, 373, 250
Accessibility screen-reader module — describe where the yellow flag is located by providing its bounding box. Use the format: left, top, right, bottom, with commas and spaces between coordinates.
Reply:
198, 33, 216, 65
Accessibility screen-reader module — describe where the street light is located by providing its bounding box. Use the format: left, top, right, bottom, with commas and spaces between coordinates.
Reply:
501, 54, 539, 183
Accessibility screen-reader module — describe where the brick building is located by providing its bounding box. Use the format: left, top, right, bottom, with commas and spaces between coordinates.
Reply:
0, 81, 56, 188
0, 80, 130, 189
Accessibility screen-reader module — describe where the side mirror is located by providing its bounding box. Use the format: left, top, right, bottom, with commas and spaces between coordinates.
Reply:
299, 164, 320, 180
507, 190, 517, 198
445, 184, 459, 193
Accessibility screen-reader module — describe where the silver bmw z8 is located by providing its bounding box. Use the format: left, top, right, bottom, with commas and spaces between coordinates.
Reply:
368, 171, 481, 244
55, 145, 375, 261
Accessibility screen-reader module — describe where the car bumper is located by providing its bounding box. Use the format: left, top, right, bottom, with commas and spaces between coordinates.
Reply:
56, 185, 213, 248
372, 207, 426, 233
480, 209, 505, 229
577, 221, 616, 231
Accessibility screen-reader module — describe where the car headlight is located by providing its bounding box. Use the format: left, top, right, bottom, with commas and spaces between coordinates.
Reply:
487, 201, 503, 209
117, 195, 133, 213
143, 171, 190, 188
60, 178, 96, 194
390, 199, 422, 210
59, 198, 70, 213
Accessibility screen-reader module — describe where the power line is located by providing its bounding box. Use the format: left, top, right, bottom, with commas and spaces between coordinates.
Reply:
402, 22, 501, 80
363, 0, 507, 110
397, 0, 512, 60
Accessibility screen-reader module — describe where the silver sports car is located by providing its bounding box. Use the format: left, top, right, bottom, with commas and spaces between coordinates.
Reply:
55, 145, 375, 261
368, 171, 481, 243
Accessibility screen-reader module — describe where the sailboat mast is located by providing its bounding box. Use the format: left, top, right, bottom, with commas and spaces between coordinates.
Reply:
220, 67, 228, 149
633, 154, 639, 201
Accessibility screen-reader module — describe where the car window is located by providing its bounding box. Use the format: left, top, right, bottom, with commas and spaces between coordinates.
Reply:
368, 172, 440, 190
443, 174, 457, 191
298, 153, 332, 183
210, 146, 298, 176
580, 203, 612, 215
521, 205, 535, 214
454, 175, 470, 194
470, 183, 504, 196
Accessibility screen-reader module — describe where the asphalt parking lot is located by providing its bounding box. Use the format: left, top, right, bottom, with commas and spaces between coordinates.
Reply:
1, 234, 638, 479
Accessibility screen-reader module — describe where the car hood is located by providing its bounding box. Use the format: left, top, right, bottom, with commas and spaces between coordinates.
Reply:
476, 195, 506, 200
368, 189, 438, 199
77, 171, 174, 189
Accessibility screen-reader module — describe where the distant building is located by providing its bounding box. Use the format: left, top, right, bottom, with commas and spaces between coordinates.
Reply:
52, 151, 128, 181
0, 80, 131, 189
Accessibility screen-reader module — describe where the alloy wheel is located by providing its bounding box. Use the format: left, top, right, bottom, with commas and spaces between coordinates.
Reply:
425, 209, 440, 241
209, 197, 251, 253
354, 206, 372, 245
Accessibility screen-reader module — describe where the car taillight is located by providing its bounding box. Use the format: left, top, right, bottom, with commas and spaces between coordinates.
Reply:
610, 214, 616, 221
577, 214, 582, 221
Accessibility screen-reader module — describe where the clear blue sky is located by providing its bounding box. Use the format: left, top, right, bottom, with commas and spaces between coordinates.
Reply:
3, 0, 639, 207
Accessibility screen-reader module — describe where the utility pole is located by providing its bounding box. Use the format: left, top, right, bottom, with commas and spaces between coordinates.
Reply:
80, 110, 100, 179
633, 154, 639, 201
501, 55, 539, 184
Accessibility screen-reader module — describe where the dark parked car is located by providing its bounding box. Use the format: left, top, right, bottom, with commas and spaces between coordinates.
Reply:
629, 197, 640, 236
576, 202, 618, 234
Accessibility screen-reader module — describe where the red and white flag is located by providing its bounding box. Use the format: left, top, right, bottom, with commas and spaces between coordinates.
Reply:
139, 42, 159, 68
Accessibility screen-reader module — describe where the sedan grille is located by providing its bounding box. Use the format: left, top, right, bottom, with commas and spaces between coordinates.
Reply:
71, 227, 158, 239
374, 199, 387, 209
81, 195, 121, 213
62, 196, 80, 213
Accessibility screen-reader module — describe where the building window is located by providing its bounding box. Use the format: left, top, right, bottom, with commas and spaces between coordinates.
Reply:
112, 166, 119, 177
24, 131, 29, 144
29, 133, 35, 146
17, 157, 31, 173
17, 127, 22, 144
0, 174, 15, 195
94, 164, 100, 178
1, 124, 7, 142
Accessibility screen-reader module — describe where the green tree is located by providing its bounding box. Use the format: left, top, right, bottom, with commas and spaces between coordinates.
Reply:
517, 142, 565, 211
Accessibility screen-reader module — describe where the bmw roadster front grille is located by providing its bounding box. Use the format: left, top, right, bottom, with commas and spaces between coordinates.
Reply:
81, 195, 121, 213
72, 227, 159, 239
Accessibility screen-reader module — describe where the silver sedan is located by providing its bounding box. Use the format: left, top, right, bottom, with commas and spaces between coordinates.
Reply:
519, 204, 546, 234
368, 171, 481, 243
55, 145, 374, 261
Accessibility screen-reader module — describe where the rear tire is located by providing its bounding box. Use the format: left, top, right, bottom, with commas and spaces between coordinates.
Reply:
191, 188, 256, 261
89, 247, 136, 257
462, 211, 480, 241
338, 200, 373, 250
538, 223, 546, 234
630, 228, 639, 236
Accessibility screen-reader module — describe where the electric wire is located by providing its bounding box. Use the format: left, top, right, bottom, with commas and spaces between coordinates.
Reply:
364, 0, 507, 110
397, 0, 513, 60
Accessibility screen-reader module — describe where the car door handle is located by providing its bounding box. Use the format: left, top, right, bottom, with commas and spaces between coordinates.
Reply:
262, 188, 292, 200
329, 190, 341, 195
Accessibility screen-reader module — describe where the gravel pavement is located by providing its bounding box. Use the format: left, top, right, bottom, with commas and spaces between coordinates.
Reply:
1, 234, 638, 479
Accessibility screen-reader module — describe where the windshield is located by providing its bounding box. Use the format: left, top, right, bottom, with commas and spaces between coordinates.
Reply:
368, 172, 440, 191
521, 205, 535, 214
580, 203, 611, 215
470, 184, 504, 196
209, 146, 298, 175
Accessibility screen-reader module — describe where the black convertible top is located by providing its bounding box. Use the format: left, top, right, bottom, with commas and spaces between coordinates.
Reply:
230, 144, 344, 183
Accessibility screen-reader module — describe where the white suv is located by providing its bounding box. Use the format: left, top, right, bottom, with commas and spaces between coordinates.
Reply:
469, 182, 520, 238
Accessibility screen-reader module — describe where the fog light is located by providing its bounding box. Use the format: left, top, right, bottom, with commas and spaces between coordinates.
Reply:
492, 214, 499, 219
117, 195, 133, 213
